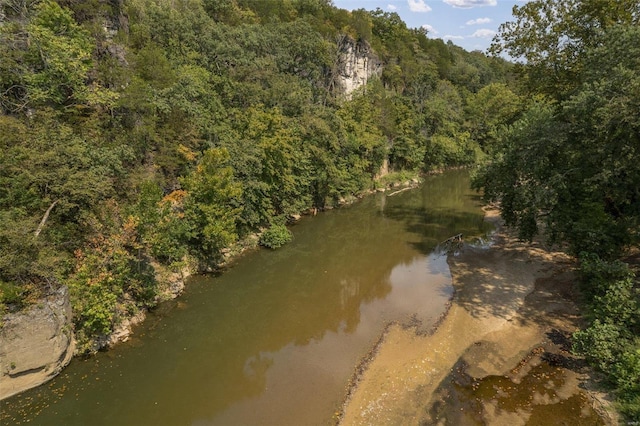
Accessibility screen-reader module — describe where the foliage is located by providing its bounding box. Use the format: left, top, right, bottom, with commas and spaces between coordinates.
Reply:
132, 180, 188, 268
0, 281, 27, 308
573, 256, 640, 419
477, 24, 640, 259
490, 0, 640, 100
473, 101, 568, 243
0, 0, 515, 342
0, 0, 116, 112
0, 110, 127, 288
259, 224, 293, 249
179, 148, 243, 267
480, 1, 640, 419
465, 83, 522, 153
69, 211, 157, 346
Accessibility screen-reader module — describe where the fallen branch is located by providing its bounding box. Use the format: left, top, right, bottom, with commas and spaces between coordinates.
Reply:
440, 233, 463, 245
435, 233, 464, 256
388, 187, 413, 197
34, 199, 59, 239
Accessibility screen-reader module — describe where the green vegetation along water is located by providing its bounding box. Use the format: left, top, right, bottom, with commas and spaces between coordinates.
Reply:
1, 170, 492, 426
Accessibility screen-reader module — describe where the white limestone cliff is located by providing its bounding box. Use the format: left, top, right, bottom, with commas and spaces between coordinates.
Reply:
335, 36, 382, 99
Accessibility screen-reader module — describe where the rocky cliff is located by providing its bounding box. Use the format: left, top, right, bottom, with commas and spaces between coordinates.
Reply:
0, 287, 75, 400
335, 36, 382, 99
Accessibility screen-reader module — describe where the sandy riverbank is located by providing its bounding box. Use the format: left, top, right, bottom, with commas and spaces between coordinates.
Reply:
339, 208, 618, 425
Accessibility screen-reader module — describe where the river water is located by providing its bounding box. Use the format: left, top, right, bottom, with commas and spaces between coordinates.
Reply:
1, 170, 492, 426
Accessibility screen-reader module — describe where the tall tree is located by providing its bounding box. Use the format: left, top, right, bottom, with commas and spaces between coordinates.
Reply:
490, 0, 640, 99
478, 23, 640, 258
180, 148, 242, 266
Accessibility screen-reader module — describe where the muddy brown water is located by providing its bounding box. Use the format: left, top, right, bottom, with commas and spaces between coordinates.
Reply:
429, 359, 604, 425
2, 170, 493, 425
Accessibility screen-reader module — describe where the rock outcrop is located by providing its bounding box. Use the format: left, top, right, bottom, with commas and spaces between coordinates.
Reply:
0, 287, 75, 400
335, 36, 382, 99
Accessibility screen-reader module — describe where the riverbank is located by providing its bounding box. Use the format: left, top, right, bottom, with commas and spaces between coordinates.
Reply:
339, 208, 618, 425
0, 175, 424, 402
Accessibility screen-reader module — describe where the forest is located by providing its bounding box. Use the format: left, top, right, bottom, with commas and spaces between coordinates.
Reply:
474, 0, 640, 418
0, 0, 637, 420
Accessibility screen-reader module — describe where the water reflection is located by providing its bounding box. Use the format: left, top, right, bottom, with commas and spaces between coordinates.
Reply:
1, 170, 491, 426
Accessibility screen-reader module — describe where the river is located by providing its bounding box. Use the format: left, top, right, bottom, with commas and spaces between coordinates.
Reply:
1, 170, 492, 426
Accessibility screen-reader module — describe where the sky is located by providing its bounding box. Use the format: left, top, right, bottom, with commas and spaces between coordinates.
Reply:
332, 0, 526, 53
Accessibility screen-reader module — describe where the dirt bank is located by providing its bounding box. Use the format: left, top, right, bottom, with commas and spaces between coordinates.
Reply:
339, 208, 618, 425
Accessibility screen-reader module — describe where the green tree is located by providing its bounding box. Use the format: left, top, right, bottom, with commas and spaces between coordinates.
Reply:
69, 212, 156, 347
383, 95, 425, 171
297, 108, 342, 207
0, 111, 127, 286
422, 80, 479, 168
180, 148, 242, 266
0, 0, 116, 112
473, 101, 570, 245
479, 22, 640, 258
336, 89, 387, 190
573, 255, 640, 419
479, 13, 640, 419
465, 83, 522, 152
490, 0, 640, 99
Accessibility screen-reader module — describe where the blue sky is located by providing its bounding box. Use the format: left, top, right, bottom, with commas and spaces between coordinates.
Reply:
332, 0, 526, 53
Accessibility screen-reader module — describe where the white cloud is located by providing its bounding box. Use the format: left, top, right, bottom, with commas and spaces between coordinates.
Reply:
443, 35, 465, 40
387, 4, 397, 10
421, 24, 438, 34
408, 0, 432, 12
471, 28, 496, 38
466, 17, 492, 25
444, 0, 497, 8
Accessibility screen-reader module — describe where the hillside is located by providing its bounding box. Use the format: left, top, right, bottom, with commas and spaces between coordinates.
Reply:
0, 0, 516, 350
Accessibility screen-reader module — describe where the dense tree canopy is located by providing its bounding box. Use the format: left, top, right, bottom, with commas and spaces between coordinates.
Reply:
477, 1, 640, 418
2, 0, 636, 418
490, 0, 640, 100
0, 0, 513, 348
480, 17, 640, 259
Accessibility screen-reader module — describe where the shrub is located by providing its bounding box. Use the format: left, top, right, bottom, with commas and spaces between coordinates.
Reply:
259, 224, 292, 249
573, 255, 640, 421
69, 216, 158, 346
579, 253, 634, 299
0, 281, 26, 307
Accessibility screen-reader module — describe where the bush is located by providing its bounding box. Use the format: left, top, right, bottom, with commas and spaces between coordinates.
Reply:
69, 216, 158, 346
573, 255, 640, 421
573, 319, 624, 372
259, 224, 292, 249
614, 345, 640, 420
0, 281, 26, 308
579, 253, 634, 299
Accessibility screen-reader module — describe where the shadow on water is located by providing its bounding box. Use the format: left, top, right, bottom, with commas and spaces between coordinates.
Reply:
1, 170, 490, 426
381, 171, 494, 256
384, 205, 493, 255
422, 219, 602, 426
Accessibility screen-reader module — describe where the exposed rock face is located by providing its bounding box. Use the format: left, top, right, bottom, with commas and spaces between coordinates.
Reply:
99, 0, 129, 66
376, 157, 389, 180
335, 36, 382, 99
0, 287, 75, 400
153, 261, 190, 302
